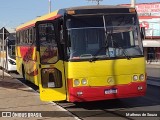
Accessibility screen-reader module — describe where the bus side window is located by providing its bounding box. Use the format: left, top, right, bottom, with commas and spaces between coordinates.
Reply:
46, 25, 56, 44
20, 31, 24, 44
22, 31, 25, 44
39, 23, 58, 64
16, 32, 19, 44
33, 27, 36, 44
29, 28, 33, 44
26, 29, 29, 44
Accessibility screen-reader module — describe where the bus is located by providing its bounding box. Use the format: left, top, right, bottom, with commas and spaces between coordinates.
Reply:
0, 35, 16, 72
16, 5, 146, 102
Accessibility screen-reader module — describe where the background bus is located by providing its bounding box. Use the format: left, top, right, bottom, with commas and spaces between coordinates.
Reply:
16, 5, 146, 102
0, 35, 16, 72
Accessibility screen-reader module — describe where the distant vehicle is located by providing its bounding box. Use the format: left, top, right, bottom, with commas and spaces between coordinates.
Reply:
0, 36, 16, 72
16, 5, 146, 102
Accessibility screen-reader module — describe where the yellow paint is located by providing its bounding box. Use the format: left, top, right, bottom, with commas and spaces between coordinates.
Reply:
65, 57, 146, 87
16, 46, 39, 86
16, 10, 59, 31
39, 60, 66, 101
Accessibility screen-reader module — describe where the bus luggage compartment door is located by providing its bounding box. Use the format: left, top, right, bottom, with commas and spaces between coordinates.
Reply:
39, 62, 66, 101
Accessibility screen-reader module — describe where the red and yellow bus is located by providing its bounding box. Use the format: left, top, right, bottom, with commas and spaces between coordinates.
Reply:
16, 5, 146, 102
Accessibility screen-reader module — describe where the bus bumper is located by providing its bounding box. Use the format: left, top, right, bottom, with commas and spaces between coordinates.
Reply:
68, 82, 146, 102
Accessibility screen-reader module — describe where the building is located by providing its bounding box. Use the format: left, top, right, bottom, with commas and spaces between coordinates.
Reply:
137, 2, 160, 64
122, 2, 160, 64
0, 27, 15, 54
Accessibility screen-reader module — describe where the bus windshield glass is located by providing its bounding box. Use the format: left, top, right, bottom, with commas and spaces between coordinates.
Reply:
66, 14, 143, 60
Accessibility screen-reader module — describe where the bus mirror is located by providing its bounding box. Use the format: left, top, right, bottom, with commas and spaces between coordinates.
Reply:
140, 27, 145, 40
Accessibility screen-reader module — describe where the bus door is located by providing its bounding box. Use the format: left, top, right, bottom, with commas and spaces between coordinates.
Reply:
36, 20, 66, 101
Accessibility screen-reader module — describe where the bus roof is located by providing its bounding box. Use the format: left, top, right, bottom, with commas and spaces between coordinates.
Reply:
16, 5, 134, 31
16, 10, 59, 31
65, 5, 131, 10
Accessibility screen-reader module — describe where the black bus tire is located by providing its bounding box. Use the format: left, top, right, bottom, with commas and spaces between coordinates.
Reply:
22, 65, 26, 81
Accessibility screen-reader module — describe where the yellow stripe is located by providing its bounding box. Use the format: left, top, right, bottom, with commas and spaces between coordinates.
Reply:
16, 10, 59, 31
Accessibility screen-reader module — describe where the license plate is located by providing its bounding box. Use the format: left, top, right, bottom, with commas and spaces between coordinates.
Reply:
105, 88, 117, 94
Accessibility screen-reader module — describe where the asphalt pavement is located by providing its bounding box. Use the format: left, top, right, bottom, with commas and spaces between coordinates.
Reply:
146, 63, 160, 86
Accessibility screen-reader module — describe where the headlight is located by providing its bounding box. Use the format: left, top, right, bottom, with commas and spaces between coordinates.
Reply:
74, 79, 80, 86
139, 74, 145, 81
8, 59, 16, 65
81, 79, 87, 85
133, 75, 138, 81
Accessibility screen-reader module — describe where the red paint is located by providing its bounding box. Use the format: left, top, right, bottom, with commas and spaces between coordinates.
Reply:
20, 46, 30, 58
20, 46, 35, 61
68, 82, 146, 102
27, 69, 38, 76
19, 46, 38, 76
139, 16, 160, 19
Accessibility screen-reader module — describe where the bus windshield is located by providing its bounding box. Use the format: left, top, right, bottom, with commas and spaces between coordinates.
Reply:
66, 14, 143, 60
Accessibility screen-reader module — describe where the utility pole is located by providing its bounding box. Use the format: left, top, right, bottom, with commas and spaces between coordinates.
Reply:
49, 0, 51, 13
2, 28, 5, 79
131, 0, 136, 8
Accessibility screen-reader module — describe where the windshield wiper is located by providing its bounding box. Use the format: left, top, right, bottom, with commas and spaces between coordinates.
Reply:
89, 46, 108, 62
112, 40, 131, 60
90, 15, 110, 62
104, 15, 131, 60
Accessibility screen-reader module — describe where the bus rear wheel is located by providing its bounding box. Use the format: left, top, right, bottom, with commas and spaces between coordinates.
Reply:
22, 66, 26, 81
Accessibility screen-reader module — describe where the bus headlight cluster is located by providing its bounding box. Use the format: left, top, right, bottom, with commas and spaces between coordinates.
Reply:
74, 79, 80, 86
133, 74, 145, 81
81, 79, 87, 85
139, 74, 145, 81
74, 79, 88, 86
133, 75, 138, 81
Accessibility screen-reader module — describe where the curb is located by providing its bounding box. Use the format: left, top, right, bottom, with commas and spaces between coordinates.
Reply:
147, 76, 160, 86
146, 64, 160, 69
147, 80, 160, 87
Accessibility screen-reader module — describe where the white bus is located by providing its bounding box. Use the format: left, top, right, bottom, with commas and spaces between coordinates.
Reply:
0, 35, 16, 72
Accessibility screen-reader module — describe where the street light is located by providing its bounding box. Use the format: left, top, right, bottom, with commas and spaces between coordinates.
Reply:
49, 0, 51, 13
131, 0, 136, 8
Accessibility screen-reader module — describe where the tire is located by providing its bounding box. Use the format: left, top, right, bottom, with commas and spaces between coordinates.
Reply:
22, 65, 26, 81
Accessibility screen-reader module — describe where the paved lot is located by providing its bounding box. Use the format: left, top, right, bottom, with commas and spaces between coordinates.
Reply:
146, 64, 160, 86
0, 70, 77, 120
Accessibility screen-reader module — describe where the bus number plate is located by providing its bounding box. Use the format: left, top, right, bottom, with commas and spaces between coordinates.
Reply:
105, 89, 117, 94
